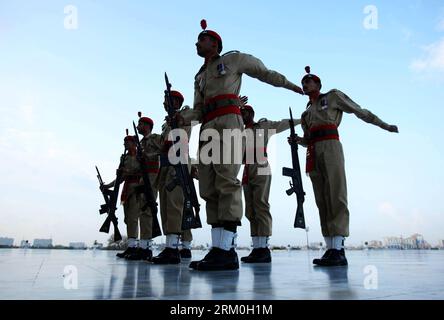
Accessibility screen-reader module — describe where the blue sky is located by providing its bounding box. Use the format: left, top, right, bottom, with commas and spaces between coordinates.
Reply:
0, 0, 443, 247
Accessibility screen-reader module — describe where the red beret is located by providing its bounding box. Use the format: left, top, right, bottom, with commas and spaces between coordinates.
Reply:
124, 129, 136, 142
137, 112, 154, 128
301, 66, 322, 87
199, 19, 223, 53
171, 90, 184, 103
124, 135, 136, 143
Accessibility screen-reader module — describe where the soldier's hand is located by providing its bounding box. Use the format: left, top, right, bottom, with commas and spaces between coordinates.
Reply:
239, 95, 248, 106
167, 113, 185, 127
388, 125, 399, 133
293, 86, 304, 95
287, 136, 305, 145
101, 182, 112, 191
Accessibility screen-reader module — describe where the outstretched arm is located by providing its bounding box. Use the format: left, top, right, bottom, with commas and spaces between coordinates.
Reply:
265, 118, 302, 134
334, 90, 399, 133
237, 53, 304, 95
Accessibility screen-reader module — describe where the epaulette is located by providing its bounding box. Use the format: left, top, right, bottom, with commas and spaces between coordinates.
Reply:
325, 89, 339, 96
180, 105, 190, 111
258, 118, 268, 123
222, 50, 240, 57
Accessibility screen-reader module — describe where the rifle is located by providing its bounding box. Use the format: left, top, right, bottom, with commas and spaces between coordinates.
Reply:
282, 107, 306, 229
132, 121, 162, 238
96, 163, 123, 242
96, 165, 112, 215
164, 72, 201, 230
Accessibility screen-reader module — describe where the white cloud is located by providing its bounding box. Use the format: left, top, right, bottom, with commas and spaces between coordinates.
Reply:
410, 37, 444, 73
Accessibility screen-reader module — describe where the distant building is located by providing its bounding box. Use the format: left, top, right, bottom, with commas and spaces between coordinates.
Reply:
384, 237, 403, 249
0, 237, 14, 247
441, 240, 444, 248
69, 242, 86, 249
367, 240, 383, 249
20, 240, 31, 248
408, 234, 425, 249
384, 234, 430, 249
33, 239, 53, 248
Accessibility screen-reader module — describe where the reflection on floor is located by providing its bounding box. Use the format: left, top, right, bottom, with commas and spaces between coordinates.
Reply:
0, 248, 443, 300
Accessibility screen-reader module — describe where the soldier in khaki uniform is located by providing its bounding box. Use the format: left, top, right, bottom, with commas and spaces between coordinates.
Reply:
151, 90, 194, 264
181, 19, 304, 271
240, 104, 301, 263
135, 113, 163, 258
293, 66, 398, 266
103, 131, 153, 261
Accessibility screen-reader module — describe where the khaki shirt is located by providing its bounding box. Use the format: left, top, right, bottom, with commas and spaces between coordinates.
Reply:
139, 133, 162, 190
161, 106, 193, 149
183, 51, 300, 123
141, 133, 162, 162
301, 89, 392, 140
245, 118, 301, 165
121, 154, 142, 198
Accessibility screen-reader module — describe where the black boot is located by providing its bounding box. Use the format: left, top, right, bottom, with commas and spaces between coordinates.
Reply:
126, 248, 152, 261
151, 247, 181, 264
191, 247, 239, 271
179, 248, 192, 259
241, 248, 271, 263
313, 249, 347, 267
189, 248, 218, 269
141, 248, 153, 261
116, 247, 136, 258
313, 249, 333, 265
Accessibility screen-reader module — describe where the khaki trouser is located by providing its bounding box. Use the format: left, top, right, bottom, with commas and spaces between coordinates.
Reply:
124, 173, 159, 239
308, 140, 349, 237
243, 163, 272, 236
158, 165, 193, 242
124, 192, 153, 239
198, 113, 244, 225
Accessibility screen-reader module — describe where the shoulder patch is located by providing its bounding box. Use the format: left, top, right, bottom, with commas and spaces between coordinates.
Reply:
222, 50, 240, 57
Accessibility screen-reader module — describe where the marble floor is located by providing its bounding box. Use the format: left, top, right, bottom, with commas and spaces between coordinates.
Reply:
0, 248, 443, 300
